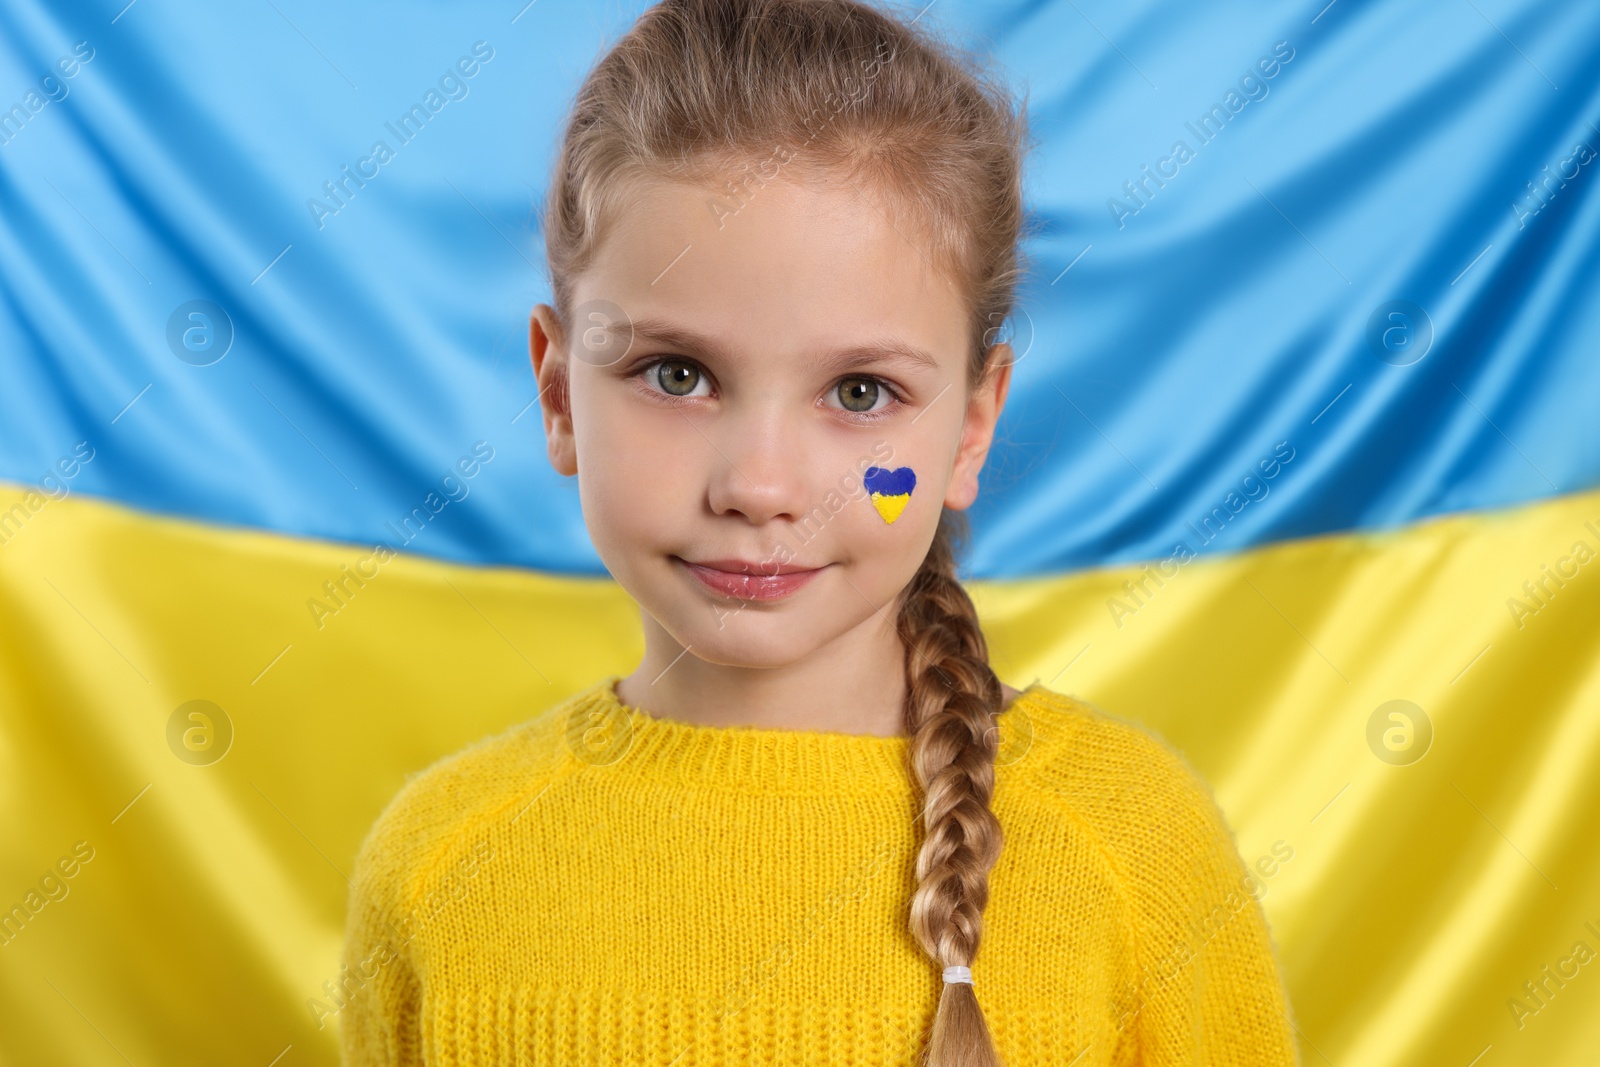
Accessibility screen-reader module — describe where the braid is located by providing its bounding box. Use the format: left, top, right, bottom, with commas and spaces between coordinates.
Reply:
900, 507, 1007, 1067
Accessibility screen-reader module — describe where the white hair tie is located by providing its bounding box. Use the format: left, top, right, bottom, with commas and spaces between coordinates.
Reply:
942, 966, 973, 985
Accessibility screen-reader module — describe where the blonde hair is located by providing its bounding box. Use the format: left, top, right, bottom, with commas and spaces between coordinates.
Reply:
541, 2, 1034, 1063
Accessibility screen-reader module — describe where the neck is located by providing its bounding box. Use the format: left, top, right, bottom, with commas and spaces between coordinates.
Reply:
616, 607, 1022, 737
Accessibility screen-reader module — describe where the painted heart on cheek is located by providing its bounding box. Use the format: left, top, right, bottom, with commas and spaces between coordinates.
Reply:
863, 466, 916, 524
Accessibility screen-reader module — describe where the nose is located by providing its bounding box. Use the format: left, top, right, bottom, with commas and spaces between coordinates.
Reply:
703, 404, 812, 526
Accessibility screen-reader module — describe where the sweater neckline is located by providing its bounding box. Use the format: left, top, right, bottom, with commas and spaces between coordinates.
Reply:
565, 674, 1051, 795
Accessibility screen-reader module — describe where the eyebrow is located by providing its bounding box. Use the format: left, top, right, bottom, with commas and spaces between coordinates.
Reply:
606, 315, 943, 375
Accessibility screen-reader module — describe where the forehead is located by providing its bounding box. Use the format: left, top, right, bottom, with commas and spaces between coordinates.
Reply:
575, 174, 969, 372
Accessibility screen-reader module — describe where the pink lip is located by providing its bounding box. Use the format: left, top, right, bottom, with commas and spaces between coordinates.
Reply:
675, 557, 829, 601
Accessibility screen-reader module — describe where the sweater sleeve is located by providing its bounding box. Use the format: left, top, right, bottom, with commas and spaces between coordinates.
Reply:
1099, 724, 1301, 1067
332, 714, 564, 1064
337, 805, 425, 1065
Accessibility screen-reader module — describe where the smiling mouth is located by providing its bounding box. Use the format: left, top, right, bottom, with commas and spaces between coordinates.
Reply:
673, 556, 830, 601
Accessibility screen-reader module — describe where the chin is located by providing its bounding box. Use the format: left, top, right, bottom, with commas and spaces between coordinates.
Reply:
673, 614, 826, 670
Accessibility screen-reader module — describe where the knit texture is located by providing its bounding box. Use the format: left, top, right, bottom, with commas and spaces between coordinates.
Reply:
337, 676, 1300, 1065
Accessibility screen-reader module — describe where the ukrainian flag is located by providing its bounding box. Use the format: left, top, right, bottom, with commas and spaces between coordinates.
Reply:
2, 1, 1597, 1064
865, 466, 917, 525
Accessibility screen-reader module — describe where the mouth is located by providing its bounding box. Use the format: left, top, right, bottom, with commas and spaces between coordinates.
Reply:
673, 556, 830, 602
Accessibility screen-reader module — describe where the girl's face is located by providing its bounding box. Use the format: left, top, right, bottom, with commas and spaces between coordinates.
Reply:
530, 174, 1010, 670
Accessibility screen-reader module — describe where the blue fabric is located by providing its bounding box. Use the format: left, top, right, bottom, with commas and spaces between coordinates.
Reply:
2, 0, 1597, 578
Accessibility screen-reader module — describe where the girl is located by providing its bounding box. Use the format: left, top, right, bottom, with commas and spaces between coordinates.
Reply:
340, 1, 1300, 1064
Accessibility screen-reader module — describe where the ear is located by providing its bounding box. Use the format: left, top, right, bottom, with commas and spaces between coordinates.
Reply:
529, 304, 577, 476
943, 343, 1013, 511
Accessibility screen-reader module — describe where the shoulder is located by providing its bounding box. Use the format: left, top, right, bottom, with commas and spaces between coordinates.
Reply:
348, 682, 589, 912
1004, 684, 1246, 883
1006, 683, 1208, 796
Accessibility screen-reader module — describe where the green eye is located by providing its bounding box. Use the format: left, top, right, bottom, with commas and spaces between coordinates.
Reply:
657, 361, 701, 396
837, 378, 880, 412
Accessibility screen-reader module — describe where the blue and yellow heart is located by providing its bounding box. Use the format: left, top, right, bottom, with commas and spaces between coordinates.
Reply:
863, 466, 916, 524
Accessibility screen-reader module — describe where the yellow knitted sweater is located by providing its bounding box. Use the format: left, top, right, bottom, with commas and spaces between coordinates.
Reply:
338, 675, 1300, 1065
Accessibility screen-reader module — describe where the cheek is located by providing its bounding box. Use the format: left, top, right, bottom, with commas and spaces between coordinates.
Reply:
840, 464, 936, 566
838, 505, 937, 623
865, 447, 951, 580
571, 383, 698, 551
580, 443, 690, 540
856, 448, 934, 531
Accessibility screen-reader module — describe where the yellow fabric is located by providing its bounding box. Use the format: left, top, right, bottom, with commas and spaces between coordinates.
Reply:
2, 481, 1599, 1064
337, 675, 1297, 1065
